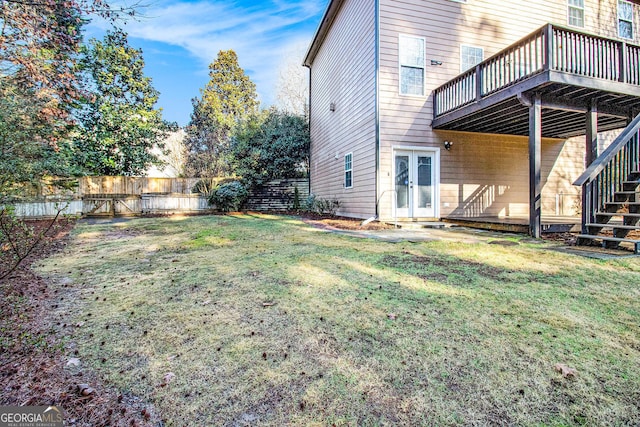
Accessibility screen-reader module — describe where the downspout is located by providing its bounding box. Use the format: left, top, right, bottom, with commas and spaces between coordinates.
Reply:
374, 0, 380, 218
307, 66, 312, 197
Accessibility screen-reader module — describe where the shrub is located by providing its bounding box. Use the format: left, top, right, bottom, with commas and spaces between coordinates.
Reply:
208, 181, 248, 212
0, 205, 66, 281
304, 194, 340, 215
304, 194, 316, 212
191, 178, 218, 198
292, 186, 301, 210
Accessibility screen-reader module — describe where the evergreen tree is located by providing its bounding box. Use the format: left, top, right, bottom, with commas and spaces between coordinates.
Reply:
231, 109, 309, 186
184, 50, 258, 177
76, 30, 170, 176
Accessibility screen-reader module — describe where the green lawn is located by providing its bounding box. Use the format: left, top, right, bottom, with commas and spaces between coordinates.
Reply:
36, 214, 640, 426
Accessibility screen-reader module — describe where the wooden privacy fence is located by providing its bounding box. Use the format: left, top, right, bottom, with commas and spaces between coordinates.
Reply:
80, 176, 202, 195
11, 177, 309, 218
246, 179, 310, 211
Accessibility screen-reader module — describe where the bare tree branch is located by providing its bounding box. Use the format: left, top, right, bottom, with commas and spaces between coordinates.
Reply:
0, 206, 64, 281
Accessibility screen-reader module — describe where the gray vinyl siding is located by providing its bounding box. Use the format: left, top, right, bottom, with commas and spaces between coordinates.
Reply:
308, 0, 377, 218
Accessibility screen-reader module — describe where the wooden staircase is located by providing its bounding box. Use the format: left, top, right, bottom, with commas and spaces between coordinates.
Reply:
574, 115, 640, 254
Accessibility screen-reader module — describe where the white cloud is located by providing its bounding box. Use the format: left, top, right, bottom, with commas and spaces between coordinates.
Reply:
94, 0, 325, 106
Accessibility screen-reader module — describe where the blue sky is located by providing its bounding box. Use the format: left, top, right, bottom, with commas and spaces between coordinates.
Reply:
87, 0, 327, 125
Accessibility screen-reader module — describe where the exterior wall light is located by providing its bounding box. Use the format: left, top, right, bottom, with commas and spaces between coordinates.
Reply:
431, 59, 443, 65
330, 102, 336, 112
444, 141, 453, 150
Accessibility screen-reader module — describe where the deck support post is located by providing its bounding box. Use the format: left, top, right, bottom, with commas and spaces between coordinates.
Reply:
582, 101, 598, 233
529, 94, 542, 238
586, 101, 598, 166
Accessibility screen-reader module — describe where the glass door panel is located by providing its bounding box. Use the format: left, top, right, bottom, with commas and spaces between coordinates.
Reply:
395, 154, 410, 217
415, 155, 432, 216
393, 151, 436, 218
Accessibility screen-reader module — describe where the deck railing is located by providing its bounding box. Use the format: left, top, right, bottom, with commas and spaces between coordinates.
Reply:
434, 24, 640, 117
574, 113, 640, 230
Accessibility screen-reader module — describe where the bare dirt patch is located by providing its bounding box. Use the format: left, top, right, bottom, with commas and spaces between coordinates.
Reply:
0, 219, 160, 426
301, 214, 393, 231
379, 252, 508, 281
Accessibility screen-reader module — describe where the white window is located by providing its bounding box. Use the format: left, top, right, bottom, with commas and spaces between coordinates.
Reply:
344, 153, 353, 188
460, 45, 483, 72
568, 0, 585, 27
618, 0, 634, 39
399, 35, 425, 96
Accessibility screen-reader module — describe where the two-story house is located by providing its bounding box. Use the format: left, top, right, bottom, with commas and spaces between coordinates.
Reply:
304, 0, 640, 250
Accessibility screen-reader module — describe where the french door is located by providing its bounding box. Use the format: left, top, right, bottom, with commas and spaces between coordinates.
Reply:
394, 150, 436, 218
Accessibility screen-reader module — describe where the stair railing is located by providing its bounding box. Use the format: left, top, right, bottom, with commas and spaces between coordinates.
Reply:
574, 113, 640, 233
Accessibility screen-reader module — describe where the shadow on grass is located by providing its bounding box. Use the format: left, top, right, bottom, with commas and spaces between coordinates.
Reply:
378, 251, 553, 286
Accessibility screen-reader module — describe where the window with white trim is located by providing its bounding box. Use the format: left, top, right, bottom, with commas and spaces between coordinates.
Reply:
399, 35, 425, 96
460, 45, 483, 72
618, 0, 634, 39
344, 153, 353, 188
567, 0, 585, 27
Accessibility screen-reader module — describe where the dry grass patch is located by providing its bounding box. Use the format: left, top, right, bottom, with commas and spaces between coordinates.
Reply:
35, 214, 640, 426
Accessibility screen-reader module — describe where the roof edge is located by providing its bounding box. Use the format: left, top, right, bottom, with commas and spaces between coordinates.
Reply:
303, 0, 345, 68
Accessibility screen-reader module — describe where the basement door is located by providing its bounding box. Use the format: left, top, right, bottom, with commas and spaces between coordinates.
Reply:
394, 150, 436, 218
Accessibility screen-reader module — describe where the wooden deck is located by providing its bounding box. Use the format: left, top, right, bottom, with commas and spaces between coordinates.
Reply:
432, 24, 640, 138
433, 24, 640, 238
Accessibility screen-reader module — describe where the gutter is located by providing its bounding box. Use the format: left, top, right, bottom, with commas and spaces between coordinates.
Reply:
303, 0, 345, 67
374, 0, 380, 217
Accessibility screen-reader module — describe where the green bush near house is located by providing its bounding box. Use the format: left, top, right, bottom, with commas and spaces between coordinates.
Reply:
192, 178, 248, 212
305, 194, 341, 215
207, 180, 248, 212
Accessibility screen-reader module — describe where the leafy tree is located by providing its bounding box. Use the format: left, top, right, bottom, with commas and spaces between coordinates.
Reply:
1, 1, 85, 137
0, 1, 142, 280
76, 30, 170, 176
0, 1, 139, 148
0, 0, 145, 196
184, 50, 258, 177
0, 82, 79, 202
231, 109, 309, 186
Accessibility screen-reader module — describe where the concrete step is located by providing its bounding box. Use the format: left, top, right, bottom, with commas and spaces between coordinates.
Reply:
393, 221, 448, 230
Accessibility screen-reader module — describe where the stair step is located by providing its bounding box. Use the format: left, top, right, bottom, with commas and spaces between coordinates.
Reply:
576, 234, 640, 253
616, 191, 640, 195
586, 223, 640, 230
622, 181, 640, 186
605, 201, 640, 206
596, 212, 640, 218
